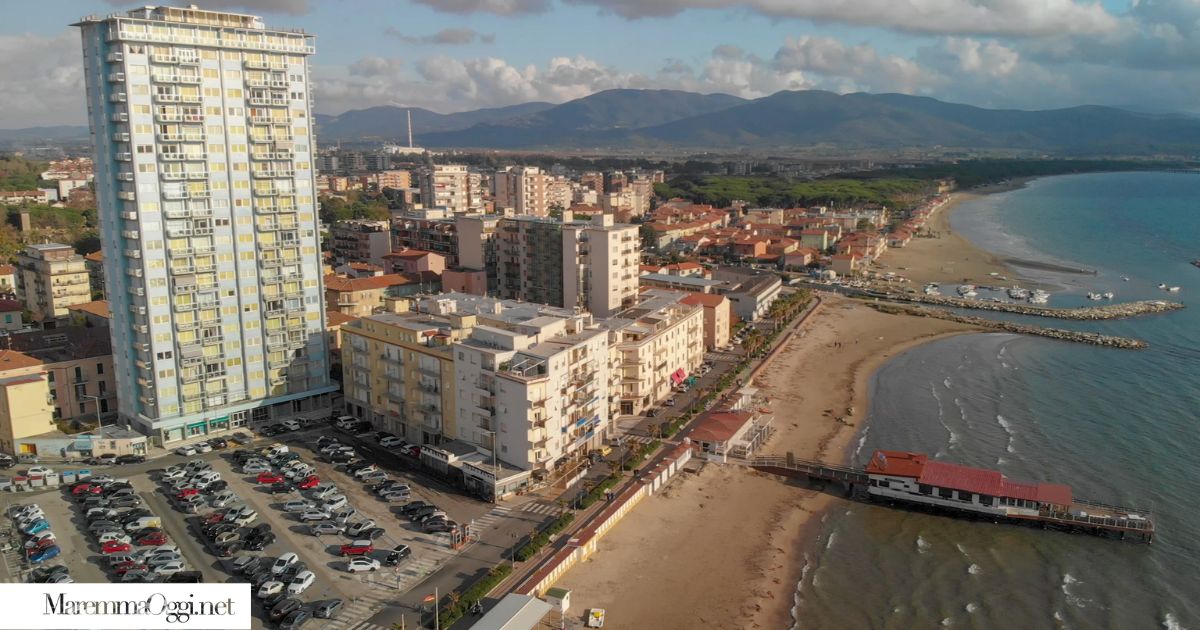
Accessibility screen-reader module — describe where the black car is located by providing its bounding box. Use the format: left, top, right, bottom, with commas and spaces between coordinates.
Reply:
280, 561, 308, 582
344, 463, 371, 474
30, 565, 69, 583
110, 496, 141, 508
216, 542, 242, 557
268, 598, 302, 622
243, 532, 275, 551
204, 523, 237, 539
165, 571, 202, 583
327, 452, 354, 464
279, 609, 311, 630
206, 480, 228, 492
0, 454, 14, 469
251, 569, 275, 589
360, 527, 386, 541
269, 423, 287, 434
262, 592, 289, 611
115, 454, 146, 464
269, 482, 292, 494
398, 501, 430, 514
208, 438, 228, 449
82, 497, 111, 509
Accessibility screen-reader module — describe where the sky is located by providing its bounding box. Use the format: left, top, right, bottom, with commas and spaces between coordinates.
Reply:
4, 0, 1200, 127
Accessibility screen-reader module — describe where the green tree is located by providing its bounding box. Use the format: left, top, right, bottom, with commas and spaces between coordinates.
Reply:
639, 223, 657, 250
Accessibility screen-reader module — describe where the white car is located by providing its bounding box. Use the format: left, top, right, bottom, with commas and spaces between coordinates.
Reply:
97, 532, 132, 545
160, 468, 186, 481
257, 581, 284, 598
311, 485, 340, 500
271, 552, 299, 575
26, 466, 54, 476
196, 443, 213, 454
379, 436, 405, 449
346, 557, 380, 573
321, 496, 348, 512
210, 490, 238, 508
286, 570, 315, 595
231, 511, 258, 526
352, 465, 379, 479
9, 504, 41, 518
153, 561, 186, 576
174, 446, 197, 457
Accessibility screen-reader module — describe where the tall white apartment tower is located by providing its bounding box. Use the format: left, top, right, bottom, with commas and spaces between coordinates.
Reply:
75, 6, 336, 444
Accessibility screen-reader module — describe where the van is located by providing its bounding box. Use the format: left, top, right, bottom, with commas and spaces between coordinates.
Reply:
334, 416, 357, 431
124, 516, 162, 532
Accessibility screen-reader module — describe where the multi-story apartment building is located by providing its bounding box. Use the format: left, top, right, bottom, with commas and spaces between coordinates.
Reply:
496, 214, 639, 318
453, 214, 499, 295
75, 6, 336, 443
341, 293, 610, 498
340, 310, 466, 446
16, 243, 92, 325
600, 289, 705, 416
328, 219, 390, 266
493, 166, 549, 216
418, 164, 481, 213
7, 326, 118, 424
393, 211, 458, 265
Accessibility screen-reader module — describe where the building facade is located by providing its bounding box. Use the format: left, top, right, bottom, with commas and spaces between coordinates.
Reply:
76, 6, 335, 443
600, 290, 705, 416
16, 244, 92, 325
418, 164, 481, 213
328, 219, 391, 267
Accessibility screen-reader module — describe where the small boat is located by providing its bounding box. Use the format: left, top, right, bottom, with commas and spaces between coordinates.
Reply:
1086, 293, 1103, 301
1158, 283, 1168, 289
956, 284, 976, 296
1028, 290, 1050, 304
1103, 292, 1114, 299
1191, 260, 1200, 269
1007, 286, 1030, 299
1121, 276, 1130, 281
1167, 286, 1181, 292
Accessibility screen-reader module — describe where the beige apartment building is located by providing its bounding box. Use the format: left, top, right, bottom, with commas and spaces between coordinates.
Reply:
16, 243, 92, 324
0, 352, 54, 456
418, 164, 482, 213
328, 219, 391, 267
601, 290, 706, 416
681, 292, 732, 350
493, 166, 550, 216
497, 214, 639, 318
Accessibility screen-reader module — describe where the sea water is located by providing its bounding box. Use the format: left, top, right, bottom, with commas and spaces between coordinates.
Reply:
791, 172, 1200, 629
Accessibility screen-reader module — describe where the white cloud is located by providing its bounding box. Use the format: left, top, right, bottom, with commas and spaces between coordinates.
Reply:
384, 27, 495, 45
0, 31, 85, 128
941, 38, 1019, 78
433, 0, 1121, 38
773, 36, 942, 93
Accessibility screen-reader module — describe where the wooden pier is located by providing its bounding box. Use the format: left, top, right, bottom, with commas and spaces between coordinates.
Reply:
746, 454, 1155, 543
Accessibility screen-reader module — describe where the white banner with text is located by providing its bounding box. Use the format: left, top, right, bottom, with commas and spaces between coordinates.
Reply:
0, 584, 252, 629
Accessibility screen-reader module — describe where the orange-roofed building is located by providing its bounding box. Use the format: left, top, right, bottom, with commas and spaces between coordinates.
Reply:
680, 292, 731, 350
324, 273, 433, 318
690, 407, 774, 462
382, 249, 447, 276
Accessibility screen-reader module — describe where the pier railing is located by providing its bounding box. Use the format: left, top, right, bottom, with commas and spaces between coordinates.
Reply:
746, 455, 868, 484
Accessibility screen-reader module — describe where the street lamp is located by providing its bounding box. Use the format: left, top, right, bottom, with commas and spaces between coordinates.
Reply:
81, 394, 103, 430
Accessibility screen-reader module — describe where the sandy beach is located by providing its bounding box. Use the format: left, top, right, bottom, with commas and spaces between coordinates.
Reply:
555, 295, 979, 629
879, 190, 1018, 287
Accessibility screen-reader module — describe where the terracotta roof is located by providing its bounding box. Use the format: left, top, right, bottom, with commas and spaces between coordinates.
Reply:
665, 262, 701, 271
0, 349, 43, 371
690, 410, 754, 443
347, 262, 382, 271
85, 251, 104, 262
0, 264, 14, 275
383, 249, 438, 260
67, 300, 111, 318
0, 299, 21, 312
680, 293, 726, 308
323, 273, 422, 292
865, 450, 927, 478
325, 310, 357, 327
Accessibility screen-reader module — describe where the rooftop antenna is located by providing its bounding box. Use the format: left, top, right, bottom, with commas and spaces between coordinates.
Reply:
407, 109, 414, 148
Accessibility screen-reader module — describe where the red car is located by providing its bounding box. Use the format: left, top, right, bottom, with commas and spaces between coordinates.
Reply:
203, 512, 227, 525
256, 472, 283, 485
339, 542, 373, 557
101, 541, 132, 555
26, 539, 56, 555
175, 487, 200, 499
112, 563, 147, 576
297, 475, 320, 490
137, 532, 168, 546
72, 483, 102, 496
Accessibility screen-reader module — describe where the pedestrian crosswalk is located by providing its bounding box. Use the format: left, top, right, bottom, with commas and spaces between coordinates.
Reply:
468, 505, 511, 532
337, 621, 390, 630
624, 434, 657, 446
521, 502, 558, 515
321, 589, 393, 630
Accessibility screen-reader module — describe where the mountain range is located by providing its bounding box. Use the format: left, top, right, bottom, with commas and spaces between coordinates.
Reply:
6, 89, 1200, 154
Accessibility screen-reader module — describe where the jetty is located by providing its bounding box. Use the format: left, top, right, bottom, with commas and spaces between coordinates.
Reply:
865, 302, 1149, 349
866, 291, 1183, 321
749, 451, 1155, 543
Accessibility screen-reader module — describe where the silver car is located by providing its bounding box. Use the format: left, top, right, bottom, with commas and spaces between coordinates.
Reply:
308, 521, 342, 536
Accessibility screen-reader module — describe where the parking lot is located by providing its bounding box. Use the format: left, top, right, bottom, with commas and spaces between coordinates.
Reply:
0, 422, 505, 630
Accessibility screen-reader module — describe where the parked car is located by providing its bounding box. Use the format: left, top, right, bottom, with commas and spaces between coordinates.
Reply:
271, 552, 299, 575
346, 557, 380, 573
231, 510, 259, 527
313, 599, 343, 619
24, 531, 56, 549
116, 454, 146, 464
210, 490, 238, 508
379, 436, 405, 448
97, 532, 132, 545
243, 531, 275, 551
100, 541, 132, 555
424, 519, 458, 534
137, 531, 169, 546
257, 580, 285, 598
174, 446, 197, 457
320, 496, 348, 512
345, 520, 376, 537
269, 482, 293, 495
360, 527, 386, 541
165, 571, 203, 583
25, 466, 54, 476
359, 471, 389, 484
298, 509, 331, 522
268, 598, 303, 623
338, 540, 373, 557
381, 491, 412, 503
29, 565, 69, 583
153, 561, 186, 576
308, 521, 341, 536
279, 609, 311, 630
286, 570, 315, 595
22, 519, 51, 536
231, 555, 262, 574
416, 511, 447, 524
243, 462, 271, 474
296, 475, 320, 490
256, 472, 284, 485
398, 501, 431, 515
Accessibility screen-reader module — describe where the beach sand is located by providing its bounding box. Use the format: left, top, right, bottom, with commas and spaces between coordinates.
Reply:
554, 295, 979, 629
879, 191, 1018, 287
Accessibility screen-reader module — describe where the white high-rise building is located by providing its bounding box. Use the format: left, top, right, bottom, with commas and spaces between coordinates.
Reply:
75, 6, 335, 443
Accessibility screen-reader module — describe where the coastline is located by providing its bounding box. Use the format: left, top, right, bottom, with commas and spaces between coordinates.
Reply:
554, 295, 981, 629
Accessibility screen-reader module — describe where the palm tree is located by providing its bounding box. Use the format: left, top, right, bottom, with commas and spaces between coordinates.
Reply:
446, 590, 462, 613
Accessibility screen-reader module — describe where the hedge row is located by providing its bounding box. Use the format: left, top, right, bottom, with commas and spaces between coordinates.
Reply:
437, 562, 514, 628
620, 439, 661, 471
577, 473, 621, 510
515, 511, 576, 561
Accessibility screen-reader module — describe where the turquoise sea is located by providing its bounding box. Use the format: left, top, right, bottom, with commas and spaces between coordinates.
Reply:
791, 172, 1200, 629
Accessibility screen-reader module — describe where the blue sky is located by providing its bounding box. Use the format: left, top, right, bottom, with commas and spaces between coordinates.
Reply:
4, 0, 1200, 127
